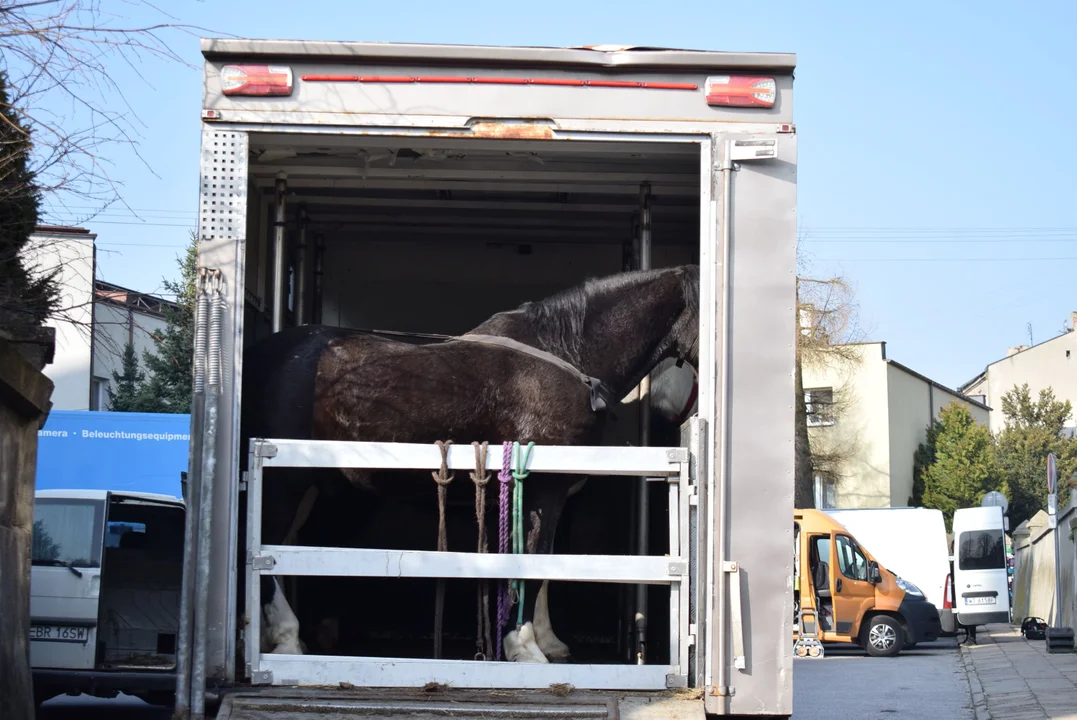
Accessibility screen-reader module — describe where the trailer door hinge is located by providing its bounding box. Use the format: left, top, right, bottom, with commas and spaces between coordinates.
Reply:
665, 673, 688, 689
239, 472, 248, 492
722, 561, 738, 573
255, 442, 278, 459
251, 669, 273, 685
251, 554, 276, 571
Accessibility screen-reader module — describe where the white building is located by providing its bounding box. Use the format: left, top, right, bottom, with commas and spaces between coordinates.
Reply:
24, 226, 97, 410
959, 315, 1077, 436
804, 341, 991, 509
23, 225, 179, 411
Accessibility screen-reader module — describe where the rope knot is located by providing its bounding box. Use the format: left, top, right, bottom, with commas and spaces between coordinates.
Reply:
432, 440, 455, 487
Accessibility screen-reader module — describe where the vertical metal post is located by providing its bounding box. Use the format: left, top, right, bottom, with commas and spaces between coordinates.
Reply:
714, 145, 737, 701
635, 182, 652, 664
271, 176, 288, 334
175, 274, 209, 720
191, 276, 223, 720
294, 205, 310, 326
312, 232, 325, 325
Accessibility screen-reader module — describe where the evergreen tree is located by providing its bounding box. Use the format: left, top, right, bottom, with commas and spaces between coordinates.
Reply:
919, 402, 1000, 531
995, 384, 1077, 528
138, 231, 197, 413
910, 418, 941, 506
108, 340, 150, 412
0, 71, 56, 336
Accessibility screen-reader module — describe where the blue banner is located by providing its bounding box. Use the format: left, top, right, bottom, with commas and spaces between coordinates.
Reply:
36, 410, 191, 499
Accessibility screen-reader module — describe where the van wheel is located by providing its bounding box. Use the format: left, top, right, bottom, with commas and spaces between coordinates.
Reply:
863, 615, 904, 657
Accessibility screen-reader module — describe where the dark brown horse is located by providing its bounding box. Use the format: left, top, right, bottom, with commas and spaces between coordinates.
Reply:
241, 264, 699, 663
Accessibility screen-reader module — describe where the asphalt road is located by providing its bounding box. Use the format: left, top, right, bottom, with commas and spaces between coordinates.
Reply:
793, 638, 973, 720
37, 639, 973, 719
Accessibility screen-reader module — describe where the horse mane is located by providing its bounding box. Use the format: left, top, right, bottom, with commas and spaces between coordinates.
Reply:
517, 265, 699, 365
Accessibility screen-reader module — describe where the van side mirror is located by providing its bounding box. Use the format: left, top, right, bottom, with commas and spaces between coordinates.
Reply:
870, 562, 882, 584
1004, 516, 1010, 532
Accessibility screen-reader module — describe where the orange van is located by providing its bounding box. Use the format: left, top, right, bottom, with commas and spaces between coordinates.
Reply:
793, 508, 942, 657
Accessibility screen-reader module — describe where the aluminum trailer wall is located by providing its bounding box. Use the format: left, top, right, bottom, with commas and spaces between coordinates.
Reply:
186, 39, 796, 718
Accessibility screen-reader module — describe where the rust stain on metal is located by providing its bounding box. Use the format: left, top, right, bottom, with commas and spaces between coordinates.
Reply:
469, 122, 554, 140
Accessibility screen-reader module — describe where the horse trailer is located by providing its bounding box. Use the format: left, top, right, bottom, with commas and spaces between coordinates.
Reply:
178, 39, 797, 719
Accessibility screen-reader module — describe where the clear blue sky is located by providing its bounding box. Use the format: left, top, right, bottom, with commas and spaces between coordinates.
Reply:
41, 0, 1077, 390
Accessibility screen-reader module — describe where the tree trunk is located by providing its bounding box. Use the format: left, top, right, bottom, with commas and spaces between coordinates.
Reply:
794, 353, 815, 508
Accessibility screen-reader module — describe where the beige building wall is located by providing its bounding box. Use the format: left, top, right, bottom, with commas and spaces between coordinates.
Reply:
805, 342, 991, 509
886, 366, 991, 507
803, 343, 891, 508
962, 323, 1077, 435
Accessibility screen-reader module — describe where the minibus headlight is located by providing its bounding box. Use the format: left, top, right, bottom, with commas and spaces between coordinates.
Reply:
895, 576, 924, 596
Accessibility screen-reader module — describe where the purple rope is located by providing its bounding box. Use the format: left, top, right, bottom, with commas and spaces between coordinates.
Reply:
495, 441, 513, 660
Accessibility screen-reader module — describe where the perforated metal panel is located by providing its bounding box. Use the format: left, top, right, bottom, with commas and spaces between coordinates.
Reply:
195, 125, 250, 684
199, 127, 249, 241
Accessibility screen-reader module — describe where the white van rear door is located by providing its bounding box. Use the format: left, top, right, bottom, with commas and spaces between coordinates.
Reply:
954, 526, 1010, 623
30, 495, 106, 670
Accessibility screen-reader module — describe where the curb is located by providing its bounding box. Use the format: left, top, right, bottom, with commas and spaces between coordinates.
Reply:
958, 643, 991, 720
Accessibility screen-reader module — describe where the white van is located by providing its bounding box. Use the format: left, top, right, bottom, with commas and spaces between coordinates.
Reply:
951, 506, 1011, 627
30, 489, 185, 708
825, 507, 954, 636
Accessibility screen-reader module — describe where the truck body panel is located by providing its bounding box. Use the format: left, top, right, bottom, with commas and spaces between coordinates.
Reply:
184, 39, 797, 717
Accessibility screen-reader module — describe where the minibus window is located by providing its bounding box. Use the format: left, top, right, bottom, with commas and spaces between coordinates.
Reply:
958, 529, 1005, 571
835, 535, 869, 582
32, 498, 105, 568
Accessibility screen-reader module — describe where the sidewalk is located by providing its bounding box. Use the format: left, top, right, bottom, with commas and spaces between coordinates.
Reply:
960, 624, 1077, 720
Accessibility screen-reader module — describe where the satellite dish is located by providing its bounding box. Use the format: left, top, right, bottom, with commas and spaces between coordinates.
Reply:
982, 491, 1009, 513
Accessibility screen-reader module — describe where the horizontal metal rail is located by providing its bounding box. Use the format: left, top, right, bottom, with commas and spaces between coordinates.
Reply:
256, 546, 687, 584
254, 438, 686, 476
254, 654, 678, 690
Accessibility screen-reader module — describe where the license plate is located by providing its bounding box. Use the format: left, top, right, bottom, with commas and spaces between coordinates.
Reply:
30, 625, 89, 643
966, 596, 996, 606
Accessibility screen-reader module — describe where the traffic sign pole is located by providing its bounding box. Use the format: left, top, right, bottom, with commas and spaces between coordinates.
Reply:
1047, 453, 1062, 627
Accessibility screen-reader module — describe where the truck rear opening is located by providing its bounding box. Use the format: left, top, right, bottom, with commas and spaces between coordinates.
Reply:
180, 39, 797, 719
235, 136, 697, 668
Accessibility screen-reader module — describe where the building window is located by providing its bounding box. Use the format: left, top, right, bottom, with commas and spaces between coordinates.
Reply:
814, 473, 837, 509
805, 387, 835, 427
90, 377, 108, 411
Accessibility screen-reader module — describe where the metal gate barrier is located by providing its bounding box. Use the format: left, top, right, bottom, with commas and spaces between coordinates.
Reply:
244, 438, 692, 690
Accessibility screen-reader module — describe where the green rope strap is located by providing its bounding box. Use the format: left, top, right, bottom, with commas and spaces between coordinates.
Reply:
511, 441, 535, 627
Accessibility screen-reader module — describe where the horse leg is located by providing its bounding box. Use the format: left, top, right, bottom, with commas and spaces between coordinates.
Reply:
533, 579, 571, 661
260, 576, 304, 654
259, 468, 316, 655
503, 476, 573, 663
530, 476, 587, 661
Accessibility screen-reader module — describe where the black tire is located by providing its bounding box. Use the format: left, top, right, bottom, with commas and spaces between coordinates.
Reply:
863, 615, 904, 657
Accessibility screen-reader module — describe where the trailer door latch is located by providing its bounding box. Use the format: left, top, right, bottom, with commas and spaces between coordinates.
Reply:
252, 670, 273, 685
251, 554, 276, 571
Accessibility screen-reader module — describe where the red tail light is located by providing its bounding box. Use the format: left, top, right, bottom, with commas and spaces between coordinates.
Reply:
705, 75, 776, 108
943, 574, 952, 609
220, 65, 293, 97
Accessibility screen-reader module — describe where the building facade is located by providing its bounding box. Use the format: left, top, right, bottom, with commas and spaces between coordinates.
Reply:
804, 341, 991, 509
25, 225, 178, 411
25, 226, 97, 410
960, 315, 1077, 437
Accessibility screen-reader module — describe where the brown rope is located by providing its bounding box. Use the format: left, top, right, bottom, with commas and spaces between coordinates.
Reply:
471, 442, 493, 660
432, 440, 454, 659
433, 441, 455, 552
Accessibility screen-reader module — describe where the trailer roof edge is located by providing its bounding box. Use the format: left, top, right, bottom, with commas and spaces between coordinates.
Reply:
199, 38, 797, 72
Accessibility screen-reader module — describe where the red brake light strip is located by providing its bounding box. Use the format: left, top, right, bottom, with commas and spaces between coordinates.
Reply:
302, 74, 697, 91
